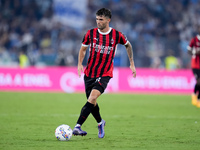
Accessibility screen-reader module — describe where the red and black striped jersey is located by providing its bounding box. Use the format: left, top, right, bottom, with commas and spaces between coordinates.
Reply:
188, 35, 200, 69
82, 27, 129, 78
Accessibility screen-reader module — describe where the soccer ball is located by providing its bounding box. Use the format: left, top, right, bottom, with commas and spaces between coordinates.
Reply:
55, 124, 73, 141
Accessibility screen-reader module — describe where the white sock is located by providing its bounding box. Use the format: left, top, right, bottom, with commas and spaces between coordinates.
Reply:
98, 120, 103, 125
75, 124, 81, 127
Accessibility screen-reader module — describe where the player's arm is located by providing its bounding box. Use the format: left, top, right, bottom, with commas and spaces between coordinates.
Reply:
187, 47, 192, 55
78, 46, 88, 77
197, 48, 200, 54
187, 38, 194, 55
187, 46, 200, 56
187, 38, 200, 56
125, 42, 136, 78
188, 47, 200, 55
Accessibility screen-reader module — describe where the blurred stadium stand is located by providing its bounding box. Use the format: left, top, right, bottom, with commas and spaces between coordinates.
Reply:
0, 0, 200, 68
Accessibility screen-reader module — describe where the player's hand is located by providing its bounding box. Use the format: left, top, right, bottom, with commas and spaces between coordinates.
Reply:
77, 64, 84, 78
130, 65, 136, 78
196, 48, 200, 54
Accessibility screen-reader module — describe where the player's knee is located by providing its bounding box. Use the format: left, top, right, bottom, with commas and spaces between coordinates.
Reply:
88, 95, 97, 104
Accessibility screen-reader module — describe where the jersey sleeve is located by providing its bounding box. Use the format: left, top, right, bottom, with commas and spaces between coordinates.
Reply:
82, 30, 90, 47
187, 38, 195, 50
119, 32, 129, 45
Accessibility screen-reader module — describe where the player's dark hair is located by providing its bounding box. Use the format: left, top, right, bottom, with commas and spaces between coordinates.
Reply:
96, 8, 112, 19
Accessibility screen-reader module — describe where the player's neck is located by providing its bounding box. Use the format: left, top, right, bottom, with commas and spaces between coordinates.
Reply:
99, 26, 110, 33
98, 27, 111, 35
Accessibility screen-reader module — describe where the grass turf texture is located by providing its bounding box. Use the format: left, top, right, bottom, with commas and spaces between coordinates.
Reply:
0, 92, 199, 150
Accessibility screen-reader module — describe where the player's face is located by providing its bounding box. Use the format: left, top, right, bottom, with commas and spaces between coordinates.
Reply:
96, 15, 110, 30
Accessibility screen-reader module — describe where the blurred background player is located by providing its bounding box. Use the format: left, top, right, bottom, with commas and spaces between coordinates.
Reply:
72, 8, 136, 138
18, 50, 29, 68
164, 49, 180, 70
187, 26, 200, 108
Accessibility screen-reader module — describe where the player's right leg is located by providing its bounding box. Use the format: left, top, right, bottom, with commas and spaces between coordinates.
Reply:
72, 101, 94, 136
196, 99, 200, 108
192, 87, 197, 106
73, 76, 100, 136
192, 69, 200, 106
73, 125, 87, 136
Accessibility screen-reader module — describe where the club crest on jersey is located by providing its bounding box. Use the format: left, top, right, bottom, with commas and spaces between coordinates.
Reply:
111, 38, 114, 44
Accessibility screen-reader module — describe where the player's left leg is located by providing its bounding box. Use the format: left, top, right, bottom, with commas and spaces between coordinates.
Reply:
91, 76, 111, 138
196, 78, 200, 108
73, 89, 102, 136
192, 84, 198, 106
85, 85, 103, 127
88, 89, 106, 138
91, 103, 106, 138
192, 69, 200, 108
73, 89, 105, 137
192, 69, 199, 106
91, 76, 111, 123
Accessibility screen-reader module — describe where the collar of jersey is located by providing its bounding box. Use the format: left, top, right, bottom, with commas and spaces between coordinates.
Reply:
197, 35, 200, 40
98, 27, 112, 35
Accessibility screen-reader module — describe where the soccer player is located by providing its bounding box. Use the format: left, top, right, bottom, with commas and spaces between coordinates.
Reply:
72, 8, 136, 138
187, 26, 200, 108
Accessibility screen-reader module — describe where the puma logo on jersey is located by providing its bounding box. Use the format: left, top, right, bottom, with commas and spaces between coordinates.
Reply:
94, 38, 98, 41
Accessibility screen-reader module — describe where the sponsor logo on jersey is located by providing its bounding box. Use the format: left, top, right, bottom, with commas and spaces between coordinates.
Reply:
93, 43, 114, 54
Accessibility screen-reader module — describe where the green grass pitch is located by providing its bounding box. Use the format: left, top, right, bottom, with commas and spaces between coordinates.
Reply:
0, 92, 200, 150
